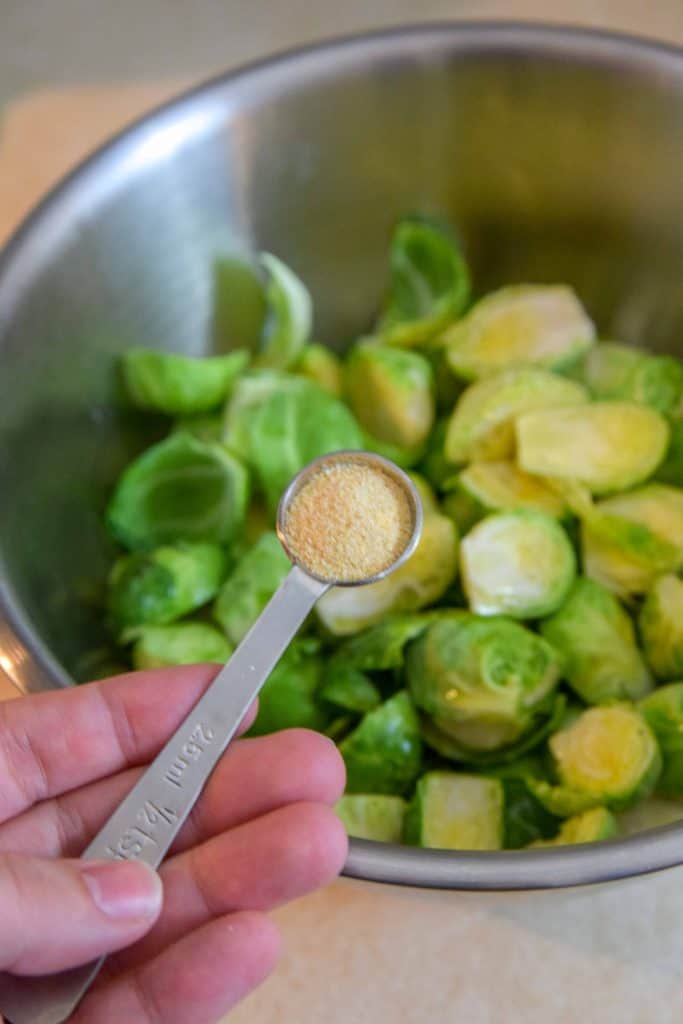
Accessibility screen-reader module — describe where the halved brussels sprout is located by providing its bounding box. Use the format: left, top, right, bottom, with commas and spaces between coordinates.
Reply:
640, 683, 683, 796
581, 484, 683, 597
319, 665, 381, 714
335, 794, 406, 843
376, 218, 471, 347
530, 807, 618, 848
420, 693, 567, 767
108, 541, 228, 634
223, 371, 363, 511
516, 402, 670, 494
131, 622, 233, 670
549, 704, 661, 811
406, 614, 561, 753
403, 772, 504, 850
443, 284, 595, 380
328, 613, 438, 672
576, 342, 683, 415
540, 577, 652, 704
639, 574, 683, 681
122, 348, 249, 415
344, 343, 435, 452
316, 511, 457, 636
248, 638, 330, 737
295, 343, 343, 396
445, 367, 588, 464
107, 434, 249, 550
460, 509, 576, 619
458, 461, 567, 518
255, 253, 312, 369
340, 692, 423, 795
214, 532, 291, 644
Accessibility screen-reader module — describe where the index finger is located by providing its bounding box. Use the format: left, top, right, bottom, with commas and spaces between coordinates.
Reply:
0, 666, 256, 823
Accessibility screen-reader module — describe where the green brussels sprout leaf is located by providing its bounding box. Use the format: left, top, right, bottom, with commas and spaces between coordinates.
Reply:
255, 253, 312, 369
319, 665, 382, 714
107, 434, 249, 549
248, 638, 330, 737
376, 218, 471, 346
214, 532, 291, 645
108, 541, 228, 635
132, 622, 233, 669
340, 692, 423, 795
122, 348, 249, 416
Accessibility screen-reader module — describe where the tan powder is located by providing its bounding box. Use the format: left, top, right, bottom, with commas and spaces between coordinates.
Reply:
284, 462, 413, 582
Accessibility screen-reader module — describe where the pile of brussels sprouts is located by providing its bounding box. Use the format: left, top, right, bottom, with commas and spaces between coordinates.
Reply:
101, 217, 683, 852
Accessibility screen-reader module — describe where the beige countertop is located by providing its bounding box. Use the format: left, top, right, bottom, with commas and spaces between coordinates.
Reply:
2, 11, 683, 1022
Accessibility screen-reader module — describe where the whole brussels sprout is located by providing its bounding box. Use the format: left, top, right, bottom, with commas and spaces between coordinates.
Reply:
640, 683, 683, 796
516, 401, 670, 494
214, 532, 291, 644
404, 772, 504, 850
460, 509, 576, 619
107, 434, 249, 550
639, 574, 683, 681
122, 348, 248, 415
344, 343, 435, 453
131, 622, 233, 669
376, 217, 471, 347
443, 284, 595, 380
108, 541, 228, 635
581, 484, 683, 597
576, 342, 683, 416
406, 613, 562, 753
445, 367, 588, 464
339, 692, 423, 795
316, 511, 457, 636
540, 577, 652, 704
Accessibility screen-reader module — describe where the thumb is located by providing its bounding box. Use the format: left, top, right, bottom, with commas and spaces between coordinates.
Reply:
0, 852, 162, 975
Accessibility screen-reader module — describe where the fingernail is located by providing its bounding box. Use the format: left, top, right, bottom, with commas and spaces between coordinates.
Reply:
80, 860, 163, 921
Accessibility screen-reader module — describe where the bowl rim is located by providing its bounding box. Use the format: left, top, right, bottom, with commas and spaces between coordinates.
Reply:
1, 20, 683, 890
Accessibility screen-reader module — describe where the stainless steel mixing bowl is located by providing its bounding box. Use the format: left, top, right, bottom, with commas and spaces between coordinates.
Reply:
1, 23, 682, 890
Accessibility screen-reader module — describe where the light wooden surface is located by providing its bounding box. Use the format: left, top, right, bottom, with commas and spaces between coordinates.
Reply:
2, 21, 683, 1021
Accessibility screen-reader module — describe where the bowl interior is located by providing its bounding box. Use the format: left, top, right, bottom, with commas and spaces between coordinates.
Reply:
0, 24, 682, 886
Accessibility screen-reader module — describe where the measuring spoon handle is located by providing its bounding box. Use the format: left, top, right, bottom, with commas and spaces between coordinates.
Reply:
0, 565, 328, 1024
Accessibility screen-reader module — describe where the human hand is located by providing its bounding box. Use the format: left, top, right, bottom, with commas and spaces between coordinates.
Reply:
0, 666, 347, 1022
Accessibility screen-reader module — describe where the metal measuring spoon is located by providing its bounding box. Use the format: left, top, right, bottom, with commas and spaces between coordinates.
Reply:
0, 450, 422, 1024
